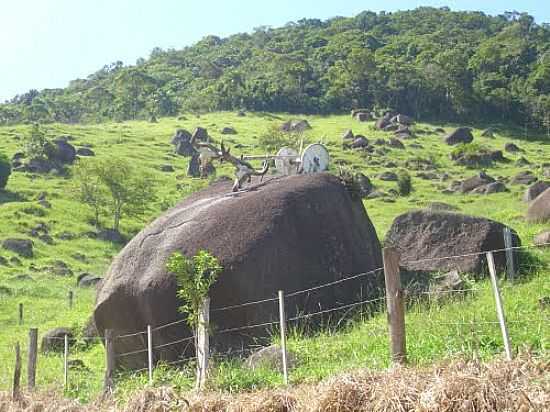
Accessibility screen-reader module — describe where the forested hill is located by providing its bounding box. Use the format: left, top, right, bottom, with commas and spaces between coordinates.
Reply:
2, 7, 550, 128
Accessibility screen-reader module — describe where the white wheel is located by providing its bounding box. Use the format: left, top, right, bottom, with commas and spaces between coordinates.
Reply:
275, 147, 299, 175
301, 143, 329, 174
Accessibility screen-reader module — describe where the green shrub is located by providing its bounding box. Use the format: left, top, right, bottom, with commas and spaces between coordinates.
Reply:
257, 125, 306, 152
0, 153, 11, 189
450, 143, 485, 159
397, 170, 412, 196
24, 123, 49, 160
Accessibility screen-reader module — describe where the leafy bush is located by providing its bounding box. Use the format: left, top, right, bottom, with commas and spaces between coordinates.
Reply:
257, 125, 306, 152
23, 123, 49, 160
397, 170, 412, 196
167, 250, 222, 329
0, 152, 11, 189
450, 143, 486, 159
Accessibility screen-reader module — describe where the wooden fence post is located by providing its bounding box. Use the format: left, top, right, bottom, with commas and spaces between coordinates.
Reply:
18, 303, 23, 325
63, 334, 69, 388
196, 298, 210, 390
12, 342, 21, 400
278, 290, 289, 385
103, 329, 116, 393
503, 228, 515, 281
383, 247, 407, 364
147, 325, 153, 385
28, 328, 38, 390
487, 252, 513, 360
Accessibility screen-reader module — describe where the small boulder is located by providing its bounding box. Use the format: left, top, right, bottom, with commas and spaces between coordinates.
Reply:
489, 150, 506, 162
444, 128, 473, 145
378, 171, 398, 181
516, 157, 530, 167
47, 260, 72, 277
524, 181, 550, 202
351, 136, 369, 149
97, 229, 125, 244
2, 238, 33, 258
48, 139, 77, 164
375, 113, 392, 130
388, 138, 405, 149
526, 188, 550, 223
192, 127, 209, 142
428, 270, 466, 300
76, 148, 95, 157
41, 328, 73, 353
77, 273, 103, 288
280, 119, 311, 133
481, 128, 494, 138
220, 127, 237, 135
459, 172, 494, 193
534, 231, 550, 247
237, 111, 246, 117
511, 171, 537, 186
342, 129, 354, 140
470, 182, 508, 195
245, 345, 296, 372
391, 114, 414, 125
356, 174, 373, 198
504, 142, 521, 153
172, 129, 196, 156
160, 164, 175, 173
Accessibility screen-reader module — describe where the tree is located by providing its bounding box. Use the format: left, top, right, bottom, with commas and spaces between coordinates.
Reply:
24, 124, 49, 160
74, 157, 157, 232
73, 160, 107, 227
166, 250, 222, 330
0, 152, 11, 190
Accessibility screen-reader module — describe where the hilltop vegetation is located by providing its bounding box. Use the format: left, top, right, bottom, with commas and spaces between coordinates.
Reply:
1, 7, 550, 130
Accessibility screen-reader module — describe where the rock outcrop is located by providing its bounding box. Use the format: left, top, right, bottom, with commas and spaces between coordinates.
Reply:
94, 173, 383, 369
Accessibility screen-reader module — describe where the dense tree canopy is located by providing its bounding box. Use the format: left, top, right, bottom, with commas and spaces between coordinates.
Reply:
2, 7, 550, 128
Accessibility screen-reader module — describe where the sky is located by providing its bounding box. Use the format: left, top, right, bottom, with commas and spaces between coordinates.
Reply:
0, 0, 548, 102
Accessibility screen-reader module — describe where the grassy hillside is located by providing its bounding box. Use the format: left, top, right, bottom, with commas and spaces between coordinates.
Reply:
0, 113, 548, 403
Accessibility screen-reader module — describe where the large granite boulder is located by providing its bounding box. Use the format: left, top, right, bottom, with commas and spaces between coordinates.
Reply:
385, 210, 520, 276
524, 181, 550, 202
94, 173, 383, 369
526, 188, 550, 223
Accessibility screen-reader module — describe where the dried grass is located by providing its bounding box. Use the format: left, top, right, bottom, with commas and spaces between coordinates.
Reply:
1, 355, 548, 412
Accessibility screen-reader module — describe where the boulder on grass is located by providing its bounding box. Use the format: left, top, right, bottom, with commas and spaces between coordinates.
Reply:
534, 231, 550, 247
280, 119, 311, 133
245, 345, 296, 372
351, 136, 369, 149
94, 173, 383, 369
221, 127, 237, 135
459, 172, 495, 193
444, 128, 473, 145
342, 129, 354, 140
526, 188, 550, 223
2, 238, 33, 258
511, 171, 537, 186
523, 181, 550, 202
191, 127, 209, 142
41, 328, 73, 353
375, 113, 392, 130
76, 147, 95, 157
385, 210, 520, 277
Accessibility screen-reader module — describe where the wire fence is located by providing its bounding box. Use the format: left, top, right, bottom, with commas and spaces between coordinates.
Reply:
4, 240, 549, 395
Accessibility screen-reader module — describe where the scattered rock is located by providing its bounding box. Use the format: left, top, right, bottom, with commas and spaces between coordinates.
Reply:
187, 154, 201, 177
76, 148, 95, 157
533, 231, 550, 247
470, 182, 508, 194
342, 129, 354, 140
172, 129, 196, 156
48, 139, 77, 164
221, 127, 237, 135
388, 138, 405, 149
351, 136, 369, 149
391, 114, 414, 125
237, 111, 246, 117
489, 150, 506, 162
77, 273, 103, 288
504, 142, 521, 153
355, 112, 370, 122
428, 270, 466, 300
516, 157, 530, 167
2, 238, 33, 258
481, 128, 494, 137
355, 174, 373, 198
444, 128, 474, 145
41, 328, 73, 353
511, 171, 537, 186
280, 119, 311, 132
459, 172, 495, 193
97, 229, 125, 244
245, 345, 296, 372
524, 181, 550, 202
160, 164, 175, 172
191, 127, 209, 142
526, 188, 550, 223
375, 113, 392, 130
47, 260, 73, 277
72, 253, 87, 262
366, 190, 386, 199
378, 171, 398, 181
